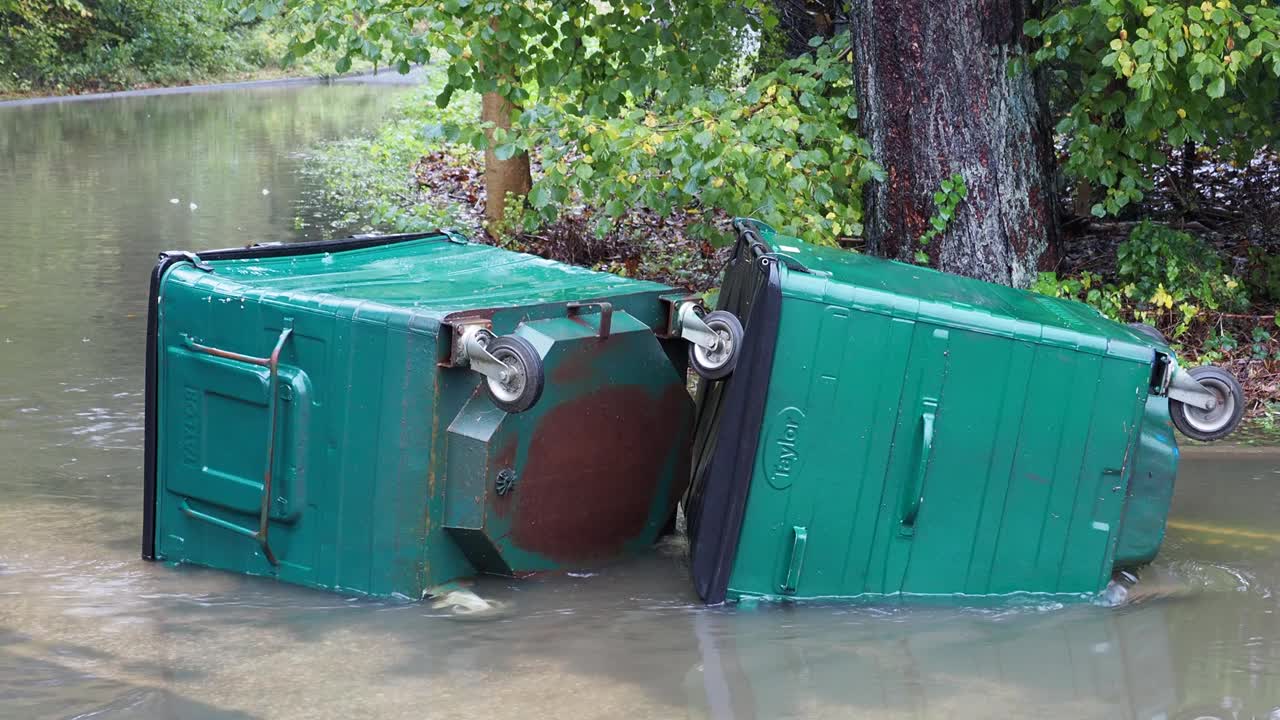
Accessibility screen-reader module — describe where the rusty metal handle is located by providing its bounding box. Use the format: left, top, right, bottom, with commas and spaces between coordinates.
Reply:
182, 325, 294, 566
566, 301, 613, 339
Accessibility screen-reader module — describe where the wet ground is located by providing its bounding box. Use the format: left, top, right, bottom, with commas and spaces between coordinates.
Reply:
3, 80, 1280, 720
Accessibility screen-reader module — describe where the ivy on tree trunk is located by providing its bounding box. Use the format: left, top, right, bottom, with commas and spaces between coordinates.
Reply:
853, 0, 1058, 287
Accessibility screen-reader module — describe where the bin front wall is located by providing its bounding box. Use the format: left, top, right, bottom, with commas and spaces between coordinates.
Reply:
726, 287, 1153, 602
152, 264, 472, 597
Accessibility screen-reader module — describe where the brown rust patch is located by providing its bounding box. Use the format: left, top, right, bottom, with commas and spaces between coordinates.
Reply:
510, 384, 692, 563
549, 336, 610, 385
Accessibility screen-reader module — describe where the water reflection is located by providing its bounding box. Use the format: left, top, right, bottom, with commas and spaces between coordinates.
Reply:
3, 83, 1280, 719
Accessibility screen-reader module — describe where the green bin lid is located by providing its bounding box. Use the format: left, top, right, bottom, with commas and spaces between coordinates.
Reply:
758, 227, 1155, 363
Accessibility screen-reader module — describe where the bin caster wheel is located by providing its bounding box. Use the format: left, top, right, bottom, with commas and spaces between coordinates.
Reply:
483, 336, 545, 413
1170, 366, 1244, 441
689, 311, 743, 381
1127, 322, 1166, 344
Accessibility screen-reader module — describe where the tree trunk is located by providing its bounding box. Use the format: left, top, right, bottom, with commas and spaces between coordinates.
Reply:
481, 91, 532, 227
852, 0, 1058, 287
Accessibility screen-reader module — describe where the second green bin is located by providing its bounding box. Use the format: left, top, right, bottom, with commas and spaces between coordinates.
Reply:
687, 220, 1177, 603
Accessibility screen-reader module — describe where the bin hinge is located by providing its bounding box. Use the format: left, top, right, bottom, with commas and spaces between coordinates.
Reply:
173, 251, 213, 272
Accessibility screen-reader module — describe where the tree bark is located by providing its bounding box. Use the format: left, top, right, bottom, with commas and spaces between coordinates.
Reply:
482, 91, 532, 227
852, 0, 1058, 287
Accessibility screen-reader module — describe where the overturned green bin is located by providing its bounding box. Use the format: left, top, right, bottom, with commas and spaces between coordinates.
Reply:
143, 231, 721, 598
686, 220, 1240, 604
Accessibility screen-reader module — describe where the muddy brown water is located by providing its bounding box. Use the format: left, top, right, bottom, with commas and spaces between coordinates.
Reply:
3, 80, 1280, 720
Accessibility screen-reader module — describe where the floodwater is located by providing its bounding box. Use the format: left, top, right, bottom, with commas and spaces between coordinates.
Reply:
3, 81, 1280, 720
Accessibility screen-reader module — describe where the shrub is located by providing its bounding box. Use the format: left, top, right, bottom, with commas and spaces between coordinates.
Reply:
1033, 221, 1248, 339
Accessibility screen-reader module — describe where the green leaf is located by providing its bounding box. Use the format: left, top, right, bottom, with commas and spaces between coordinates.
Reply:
1207, 76, 1226, 98
494, 144, 517, 161
529, 185, 552, 209
335, 55, 352, 74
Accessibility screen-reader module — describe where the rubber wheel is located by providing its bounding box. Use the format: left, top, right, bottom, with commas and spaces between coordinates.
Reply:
1170, 365, 1244, 441
1127, 322, 1167, 344
689, 310, 744, 380
483, 335, 544, 413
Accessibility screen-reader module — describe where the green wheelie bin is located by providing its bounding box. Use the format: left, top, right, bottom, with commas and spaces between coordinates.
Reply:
686, 219, 1242, 604
142, 231, 724, 598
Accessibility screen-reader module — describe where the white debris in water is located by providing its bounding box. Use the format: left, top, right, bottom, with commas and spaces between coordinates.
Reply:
567, 572, 597, 578
169, 198, 179, 204
261, 188, 270, 195
189, 202, 198, 210
430, 589, 497, 615
81, 337, 90, 343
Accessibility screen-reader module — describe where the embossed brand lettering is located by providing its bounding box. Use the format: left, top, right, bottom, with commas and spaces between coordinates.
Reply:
773, 418, 800, 478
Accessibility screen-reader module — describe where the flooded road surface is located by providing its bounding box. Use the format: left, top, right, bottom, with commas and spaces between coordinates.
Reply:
3, 83, 1280, 720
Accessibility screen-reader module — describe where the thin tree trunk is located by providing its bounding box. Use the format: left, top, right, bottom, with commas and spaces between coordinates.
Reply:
482, 91, 532, 227
852, 0, 1058, 287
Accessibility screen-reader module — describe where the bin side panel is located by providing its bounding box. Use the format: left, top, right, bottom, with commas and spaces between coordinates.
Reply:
900, 335, 1124, 596
724, 300, 934, 599
722, 293, 1151, 601
1054, 357, 1150, 592
1113, 396, 1179, 568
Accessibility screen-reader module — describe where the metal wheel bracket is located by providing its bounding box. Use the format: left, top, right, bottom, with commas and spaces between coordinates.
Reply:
456, 325, 518, 386
675, 301, 723, 352
1167, 365, 1219, 411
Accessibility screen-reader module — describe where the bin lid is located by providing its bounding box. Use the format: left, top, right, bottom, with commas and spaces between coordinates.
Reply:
759, 227, 1155, 363
184, 232, 670, 319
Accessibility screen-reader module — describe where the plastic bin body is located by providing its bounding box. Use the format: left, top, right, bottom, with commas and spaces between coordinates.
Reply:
144, 232, 693, 598
1113, 395, 1179, 568
687, 222, 1179, 604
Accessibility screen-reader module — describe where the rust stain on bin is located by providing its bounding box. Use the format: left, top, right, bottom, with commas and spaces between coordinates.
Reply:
512, 385, 692, 562
551, 338, 610, 385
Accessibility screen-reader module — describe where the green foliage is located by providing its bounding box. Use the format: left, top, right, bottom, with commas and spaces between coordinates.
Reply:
0, 0, 300, 92
514, 33, 877, 245
255, 0, 832, 238
915, 173, 968, 264
1248, 324, 1280, 360
1032, 221, 1248, 338
252, 0, 765, 112
1031, 269, 1132, 318
306, 75, 481, 235
1026, 0, 1280, 216
1246, 246, 1280, 303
